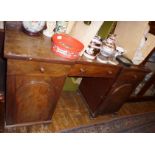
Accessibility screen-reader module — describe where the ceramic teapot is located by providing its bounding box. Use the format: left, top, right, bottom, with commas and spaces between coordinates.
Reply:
101, 34, 116, 57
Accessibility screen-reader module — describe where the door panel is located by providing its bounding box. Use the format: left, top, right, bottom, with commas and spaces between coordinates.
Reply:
6, 75, 65, 125
97, 83, 133, 114
79, 77, 115, 113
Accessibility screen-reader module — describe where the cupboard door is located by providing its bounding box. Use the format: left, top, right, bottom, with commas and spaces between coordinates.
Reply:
79, 77, 115, 114
96, 68, 148, 115
96, 83, 133, 114
6, 75, 65, 125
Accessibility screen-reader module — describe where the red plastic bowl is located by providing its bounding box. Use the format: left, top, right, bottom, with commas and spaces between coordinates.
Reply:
51, 33, 84, 60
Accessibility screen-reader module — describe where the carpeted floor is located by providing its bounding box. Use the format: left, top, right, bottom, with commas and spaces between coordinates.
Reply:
3, 91, 155, 133
6, 111, 155, 133
61, 111, 155, 133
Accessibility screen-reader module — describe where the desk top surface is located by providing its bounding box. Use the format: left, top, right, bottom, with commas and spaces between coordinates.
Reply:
4, 23, 148, 72
4, 28, 119, 67
4, 28, 74, 64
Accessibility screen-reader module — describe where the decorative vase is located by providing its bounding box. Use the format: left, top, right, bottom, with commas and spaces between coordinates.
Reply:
43, 21, 56, 37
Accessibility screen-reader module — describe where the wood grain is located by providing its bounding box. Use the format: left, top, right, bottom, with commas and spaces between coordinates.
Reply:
5, 91, 155, 132
69, 63, 121, 77
8, 59, 71, 77
0, 91, 4, 132
6, 75, 67, 125
4, 22, 151, 128
79, 67, 149, 117
4, 29, 74, 64
79, 77, 115, 113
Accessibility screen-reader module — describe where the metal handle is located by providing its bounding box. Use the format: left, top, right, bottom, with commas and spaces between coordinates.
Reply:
133, 75, 137, 79
100, 95, 104, 99
0, 91, 4, 103
40, 67, 45, 73
108, 70, 113, 75
80, 68, 86, 73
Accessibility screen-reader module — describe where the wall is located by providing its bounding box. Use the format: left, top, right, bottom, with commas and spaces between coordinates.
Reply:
63, 21, 103, 91
0, 22, 4, 29
141, 33, 155, 61
70, 21, 103, 55
114, 21, 149, 61
69, 21, 155, 63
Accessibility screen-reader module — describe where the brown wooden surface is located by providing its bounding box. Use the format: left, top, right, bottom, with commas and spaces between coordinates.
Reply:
97, 68, 148, 114
116, 68, 149, 82
4, 21, 151, 127
0, 29, 5, 132
80, 67, 148, 116
4, 26, 123, 68
128, 96, 155, 102
6, 58, 71, 125
69, 63, 121, 77
0, 29, 4, 57
6, 75, 15, 125
0, 29, 5, 91
5, 91, 155, 132
6, 75, 66, 125
4, 29, 74, 65
98, 84, 133, 114
4, 23, 150, 71
79, 77, 116, 114
0, 92, 4, 132
8, 59, 71, 76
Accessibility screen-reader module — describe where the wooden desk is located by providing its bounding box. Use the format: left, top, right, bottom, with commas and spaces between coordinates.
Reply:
0, 28, 5, 131
4, 27, 149, 127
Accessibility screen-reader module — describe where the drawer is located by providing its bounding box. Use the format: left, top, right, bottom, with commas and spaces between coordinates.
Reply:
7, 59, 71, 77
68, 64, 120, 78
117, 68, 148, 82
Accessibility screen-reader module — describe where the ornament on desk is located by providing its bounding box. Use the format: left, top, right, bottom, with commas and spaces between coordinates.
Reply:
55, 21, 68, 33
97, 34, 119, 65
101, 34, 116, 57
22, 21, 46, 36
43, 21, 56, 37
96, 53, 118, 65
83, 35, 102, 60
66, 21, 75, 34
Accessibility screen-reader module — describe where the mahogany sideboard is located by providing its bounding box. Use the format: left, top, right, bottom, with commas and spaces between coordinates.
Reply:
4, 24, 149, 127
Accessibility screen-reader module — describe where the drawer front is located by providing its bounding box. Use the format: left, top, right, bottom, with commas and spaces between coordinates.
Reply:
8, 59, 71, 77
117, 69, 148, 83
68, 64, 120, 77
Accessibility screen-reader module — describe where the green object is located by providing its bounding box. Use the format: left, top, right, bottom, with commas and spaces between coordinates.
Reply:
98, 21, 116, 39
63, 77, 79, 91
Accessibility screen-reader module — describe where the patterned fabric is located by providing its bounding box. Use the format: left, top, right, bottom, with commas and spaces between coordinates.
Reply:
5, 111, 155, 133
62, 112, 155, 133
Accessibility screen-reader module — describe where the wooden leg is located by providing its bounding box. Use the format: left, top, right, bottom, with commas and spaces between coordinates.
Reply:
0, 91, 4, 132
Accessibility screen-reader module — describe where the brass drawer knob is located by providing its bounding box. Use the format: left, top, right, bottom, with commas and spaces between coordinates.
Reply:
40, 67, 45, 73
80, 68, 86, 73
108, 70, 113, 75
100, 95, 104, 99
133, 75, 137, 79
